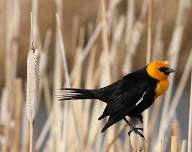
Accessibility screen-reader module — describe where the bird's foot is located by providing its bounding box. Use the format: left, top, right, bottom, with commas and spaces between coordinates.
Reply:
139, 115, 143, 124
128, 127, 144, 138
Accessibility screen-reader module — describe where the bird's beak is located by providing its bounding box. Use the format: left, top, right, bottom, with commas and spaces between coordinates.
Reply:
165, 68, 175, 74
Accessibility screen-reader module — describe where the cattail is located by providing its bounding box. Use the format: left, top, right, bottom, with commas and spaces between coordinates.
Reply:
26, 46, 40, 122
26, 45, 40, 152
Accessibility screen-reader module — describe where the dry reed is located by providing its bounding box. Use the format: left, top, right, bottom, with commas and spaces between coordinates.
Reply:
181, 140, 187, 152
0, 0, 191, 152
188, 72, 192, 152
144, 0, 153, 150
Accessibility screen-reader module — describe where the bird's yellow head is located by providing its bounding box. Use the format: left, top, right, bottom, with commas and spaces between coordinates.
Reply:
146, 60, 175, 80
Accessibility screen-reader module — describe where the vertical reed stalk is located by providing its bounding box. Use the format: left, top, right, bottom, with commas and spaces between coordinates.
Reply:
100, 0, 111, 84
14, 79, 23, 152
181, 140, 187, 152
188, 71, 192, 152
146, 0, 153, 63
144, 0, 153, 150
100, 0, 113, 150
171, 136, 178, 152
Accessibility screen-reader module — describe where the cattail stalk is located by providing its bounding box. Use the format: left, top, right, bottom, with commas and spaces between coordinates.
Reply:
26, 46, 40, 152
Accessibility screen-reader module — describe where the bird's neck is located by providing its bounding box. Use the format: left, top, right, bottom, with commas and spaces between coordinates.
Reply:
155, 79, 169, 98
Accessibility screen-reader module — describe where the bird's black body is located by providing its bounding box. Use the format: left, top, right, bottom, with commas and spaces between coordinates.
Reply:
59, 67, 158, 133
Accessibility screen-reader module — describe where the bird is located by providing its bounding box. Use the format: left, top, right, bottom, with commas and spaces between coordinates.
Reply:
58, 60, 175, 138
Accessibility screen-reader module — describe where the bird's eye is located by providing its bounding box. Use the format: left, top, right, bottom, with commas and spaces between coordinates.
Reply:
159, 67, 167, 73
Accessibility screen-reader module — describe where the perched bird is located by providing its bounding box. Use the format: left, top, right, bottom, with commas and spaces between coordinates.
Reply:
58, 60, 175, 137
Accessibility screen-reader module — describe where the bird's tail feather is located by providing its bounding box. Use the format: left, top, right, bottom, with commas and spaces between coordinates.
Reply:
57, 88, 99, 100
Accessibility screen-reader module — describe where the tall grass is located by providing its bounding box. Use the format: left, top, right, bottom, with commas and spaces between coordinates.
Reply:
0, 0, 192, 151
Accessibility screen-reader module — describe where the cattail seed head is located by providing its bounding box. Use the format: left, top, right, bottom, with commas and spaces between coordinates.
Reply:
26, 48, 40, 123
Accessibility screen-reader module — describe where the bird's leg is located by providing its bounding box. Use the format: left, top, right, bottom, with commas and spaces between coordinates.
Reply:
123, 117, 144, 138
138, 114, 143, 124
123, 117, 130, 125
128, 128, 144, 138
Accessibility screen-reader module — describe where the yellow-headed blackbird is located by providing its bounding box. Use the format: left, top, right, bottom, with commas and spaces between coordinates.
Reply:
58, 60, 175, 137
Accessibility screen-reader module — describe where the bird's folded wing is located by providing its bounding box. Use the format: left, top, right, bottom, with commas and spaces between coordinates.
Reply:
98, 81, 149, 120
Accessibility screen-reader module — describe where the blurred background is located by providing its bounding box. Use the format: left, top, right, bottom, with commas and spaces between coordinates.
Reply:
0, 0, 191, 151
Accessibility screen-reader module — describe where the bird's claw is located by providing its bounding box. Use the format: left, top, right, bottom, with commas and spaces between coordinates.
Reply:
128, 127, 144, 138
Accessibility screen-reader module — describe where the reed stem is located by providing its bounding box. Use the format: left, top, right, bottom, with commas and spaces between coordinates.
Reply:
29, 122, 34, 152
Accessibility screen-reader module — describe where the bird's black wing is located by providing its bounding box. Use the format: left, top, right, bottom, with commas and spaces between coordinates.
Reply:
98, 78, 150, 120
100, 86, 156, 132
97, 67, 149, 102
